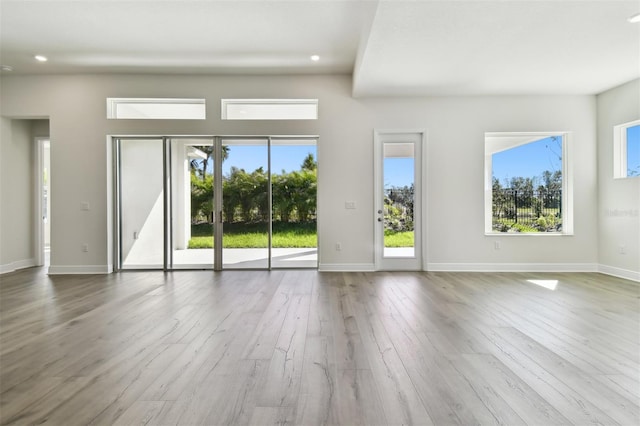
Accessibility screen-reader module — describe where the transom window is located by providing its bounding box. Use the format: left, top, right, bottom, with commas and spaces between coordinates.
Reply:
106, 98, 206, 120
221, 99, 318, 120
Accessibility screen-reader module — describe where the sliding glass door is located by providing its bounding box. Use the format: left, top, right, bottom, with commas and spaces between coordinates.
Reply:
170, 138, 215, 269
114, 135, 317, 271
220, 138, 269, 269
270, 139, 318, 268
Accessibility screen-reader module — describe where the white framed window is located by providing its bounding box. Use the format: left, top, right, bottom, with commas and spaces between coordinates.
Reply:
107, 98, 206, 120
221, 99, 318, 120
485, 132, 573, 235
613, 119, 640, 178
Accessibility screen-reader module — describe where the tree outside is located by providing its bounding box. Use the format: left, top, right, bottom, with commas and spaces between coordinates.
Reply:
189, 150, 317, 248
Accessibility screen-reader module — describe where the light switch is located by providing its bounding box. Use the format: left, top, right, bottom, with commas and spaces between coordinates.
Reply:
345, 201, 356, 209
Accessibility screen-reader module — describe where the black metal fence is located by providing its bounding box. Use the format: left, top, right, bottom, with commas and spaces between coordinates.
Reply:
492, 189, 562, 232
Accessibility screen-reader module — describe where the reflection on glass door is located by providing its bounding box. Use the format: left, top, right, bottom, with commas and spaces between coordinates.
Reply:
221, 139, 269, 269
374, 131, 422, 270
170, 138, 215, 269
119, 138, 165, 269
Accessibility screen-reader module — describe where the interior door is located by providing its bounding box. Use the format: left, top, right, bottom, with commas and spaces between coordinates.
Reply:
374, 131, 423, 270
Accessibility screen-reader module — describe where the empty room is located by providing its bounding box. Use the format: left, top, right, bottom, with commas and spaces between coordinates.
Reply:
0, 0, 639, 425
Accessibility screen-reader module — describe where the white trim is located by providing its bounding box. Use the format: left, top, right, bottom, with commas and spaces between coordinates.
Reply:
48, 265, 112, 275
426, 263, 598, 272
374, 129, 425, 271
0, 258, 36, 274
318, 263, 375, 272
484, 132, 573, 235
598, 264, 640, 282
34, 138, 45, 266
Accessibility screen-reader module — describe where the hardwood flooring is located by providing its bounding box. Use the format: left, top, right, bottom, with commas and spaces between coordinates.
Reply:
0, 268, 638, 425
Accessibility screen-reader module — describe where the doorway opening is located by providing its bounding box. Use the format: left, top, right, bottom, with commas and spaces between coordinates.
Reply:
35, 138, 51, 268
113, 135, 318, 271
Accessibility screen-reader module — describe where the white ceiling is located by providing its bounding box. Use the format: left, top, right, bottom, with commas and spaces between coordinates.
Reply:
1, 0, 638, 96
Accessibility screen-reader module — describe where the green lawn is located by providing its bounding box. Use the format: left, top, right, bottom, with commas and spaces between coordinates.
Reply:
384, 230, 414, 247
189, 222, 317, 249
188, 222, 414, 248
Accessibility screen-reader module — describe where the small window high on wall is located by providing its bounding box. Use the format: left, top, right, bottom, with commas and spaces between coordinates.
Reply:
107, 98, 206, 120
221, 99, 318, 120
614, 119, 640, 178
485, 132, 572, 235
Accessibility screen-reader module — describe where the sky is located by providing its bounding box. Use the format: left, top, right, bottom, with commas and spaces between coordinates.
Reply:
492, 136, 562, 184
384, 157, 414, 188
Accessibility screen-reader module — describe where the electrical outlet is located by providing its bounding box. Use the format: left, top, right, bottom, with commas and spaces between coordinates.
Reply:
345, 201, 356, 209
494, 241, 501, 250
82, 243, 89, 253
335, 242, 342, 251
81, 201, 90, 211
619, 245, 626, 255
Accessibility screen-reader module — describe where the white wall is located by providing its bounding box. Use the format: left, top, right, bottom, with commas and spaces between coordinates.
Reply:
596, 79, 640, 281
0, 74, 600, 273
0, 118, 34, 272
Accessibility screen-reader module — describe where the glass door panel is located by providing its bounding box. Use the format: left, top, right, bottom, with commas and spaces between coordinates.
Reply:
170, 138, 215, 269
383, 142, 415, 258
119, 138, 165, 269
221, 139, 269, 269
270, 139, 318, 268
375, 132, 422, 270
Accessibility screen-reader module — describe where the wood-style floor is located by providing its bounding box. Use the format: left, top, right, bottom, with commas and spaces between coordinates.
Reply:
0, 268, 638, 425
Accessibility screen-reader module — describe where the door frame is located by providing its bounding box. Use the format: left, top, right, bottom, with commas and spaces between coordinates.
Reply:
111, 134, 319, 272
34, 137, 50, 268
374, 129, 426, 271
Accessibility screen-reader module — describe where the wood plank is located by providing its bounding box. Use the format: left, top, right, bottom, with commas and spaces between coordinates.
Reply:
256, 294, 310, 407
1, 267, 638, 426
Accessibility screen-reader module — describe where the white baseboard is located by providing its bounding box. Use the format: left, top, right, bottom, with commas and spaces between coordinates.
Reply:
425, 262, 599, 272
318, 263, 375, 272
598, 264, 640, 282
0, 258, 36, 274
48, 265, 111, 275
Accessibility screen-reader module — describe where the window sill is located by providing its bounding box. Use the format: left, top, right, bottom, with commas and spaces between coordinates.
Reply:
485, 232, 573, 237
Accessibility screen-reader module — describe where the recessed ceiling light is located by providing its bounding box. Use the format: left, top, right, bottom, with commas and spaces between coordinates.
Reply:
1, 65, 13, 72
628, 13, 640, 23
34, 55, 48, 62
310, 55, 320, 62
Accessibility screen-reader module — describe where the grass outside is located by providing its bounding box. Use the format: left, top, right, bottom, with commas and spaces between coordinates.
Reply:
384, 230, 414, 247
189, 222, 317, 249
188, 222, 414, 248
493, 216, 562, 233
